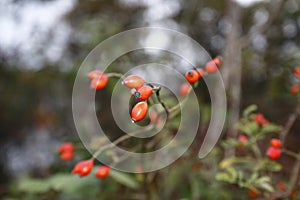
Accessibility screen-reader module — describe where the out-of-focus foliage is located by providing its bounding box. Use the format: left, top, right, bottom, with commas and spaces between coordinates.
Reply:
0, 0, 300, 199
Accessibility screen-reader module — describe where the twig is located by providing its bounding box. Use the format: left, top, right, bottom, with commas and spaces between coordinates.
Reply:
92, 124, 154, 159
282, 149, 300, 160
106, 72, 123, 79
280, 100, 300, 144
286, 150, 300, 197
155, 88, 170, 116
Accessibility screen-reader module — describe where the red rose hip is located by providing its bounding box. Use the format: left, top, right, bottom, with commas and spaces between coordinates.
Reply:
88, 70, 103, 80
179, 83, 190, 96
293, 67, 300, 79
60, 151, 74, 161
59, 142, 74, 154
90, 75, 109, 90
72, 159, 94, 177
290, 85, 300, 95
95, 166, 110, 179
122, 75, 145, 89
266, 147, 281, 160
213, 56, 222, 67
185, 69, 199, 83
131, 101, 148, 122
254, 113, 269, 126
238, 135, 248, 143
205, 60, 218, 73
196, 68, 205, 79
134, 85, 153, 100
270, 138, 282, 149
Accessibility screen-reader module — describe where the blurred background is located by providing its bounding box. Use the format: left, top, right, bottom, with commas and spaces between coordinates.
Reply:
0, 0, 300, 199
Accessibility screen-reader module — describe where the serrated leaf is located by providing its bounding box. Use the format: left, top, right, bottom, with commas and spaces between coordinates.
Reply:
237, 170, 245, 187
221, 139, 239, 148
216, 172, 231, 182
109, 169, 138, 189
264, 160, 282, 172
216, 167, 237, 183
236, 121, 259, 136
260, 124, 282, 134
49, 173, 98, 196
219, 157, 254, 169
219, 158, 237, 169
243, 105, 257, 117
258, 182, 274, 192
17, 173, 98, 197
256, 176, 271, 184
248, 173, 259, 184
248, 122, 260, 135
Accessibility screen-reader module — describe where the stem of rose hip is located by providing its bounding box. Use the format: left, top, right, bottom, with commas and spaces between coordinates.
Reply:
155, 88, 170, 116
106, 72, 124, 79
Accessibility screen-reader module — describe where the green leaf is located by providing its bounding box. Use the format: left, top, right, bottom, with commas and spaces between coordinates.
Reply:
109, 169, 139, 189
48, 173, 98, 197
260, 124, 282, 134
237, 170, 245, 187
248, 173, 259, 184
18, 177, 50, 193
258, 182, 274, 193
254, 176, 274, 192
190, 176, 200, 200
216, 167, 237, 183
264, 160, 282, 172
243, 105, 257, 117
236, 121, 259, 136
17, 173, 99, 198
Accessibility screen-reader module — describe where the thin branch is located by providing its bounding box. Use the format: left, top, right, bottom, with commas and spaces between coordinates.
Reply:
286, 151, 300, 197
92, 124, 154, 159
280, 100, 300, 144
106, 72, 123, 79
155, 88, 170, 116
272, 149, 300, 200
282, 149, 300, 160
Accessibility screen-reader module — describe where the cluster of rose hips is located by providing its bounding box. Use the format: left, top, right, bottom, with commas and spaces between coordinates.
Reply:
290, 67, 300, 95
122, 75, 153, 122
253, 114, 283, 160
58, 143, 110, 179
88, 70, 109, 90
87, 56, 222, 123
236, 113, 270, 147
59, 142, 74, 161
184, 56, 222, 84
266, 138, 282, 160
254, 113, 269, 126
61, 57, 222, 178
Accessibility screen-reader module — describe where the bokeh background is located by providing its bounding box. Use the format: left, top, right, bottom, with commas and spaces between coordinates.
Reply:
0, 0, 300, 199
